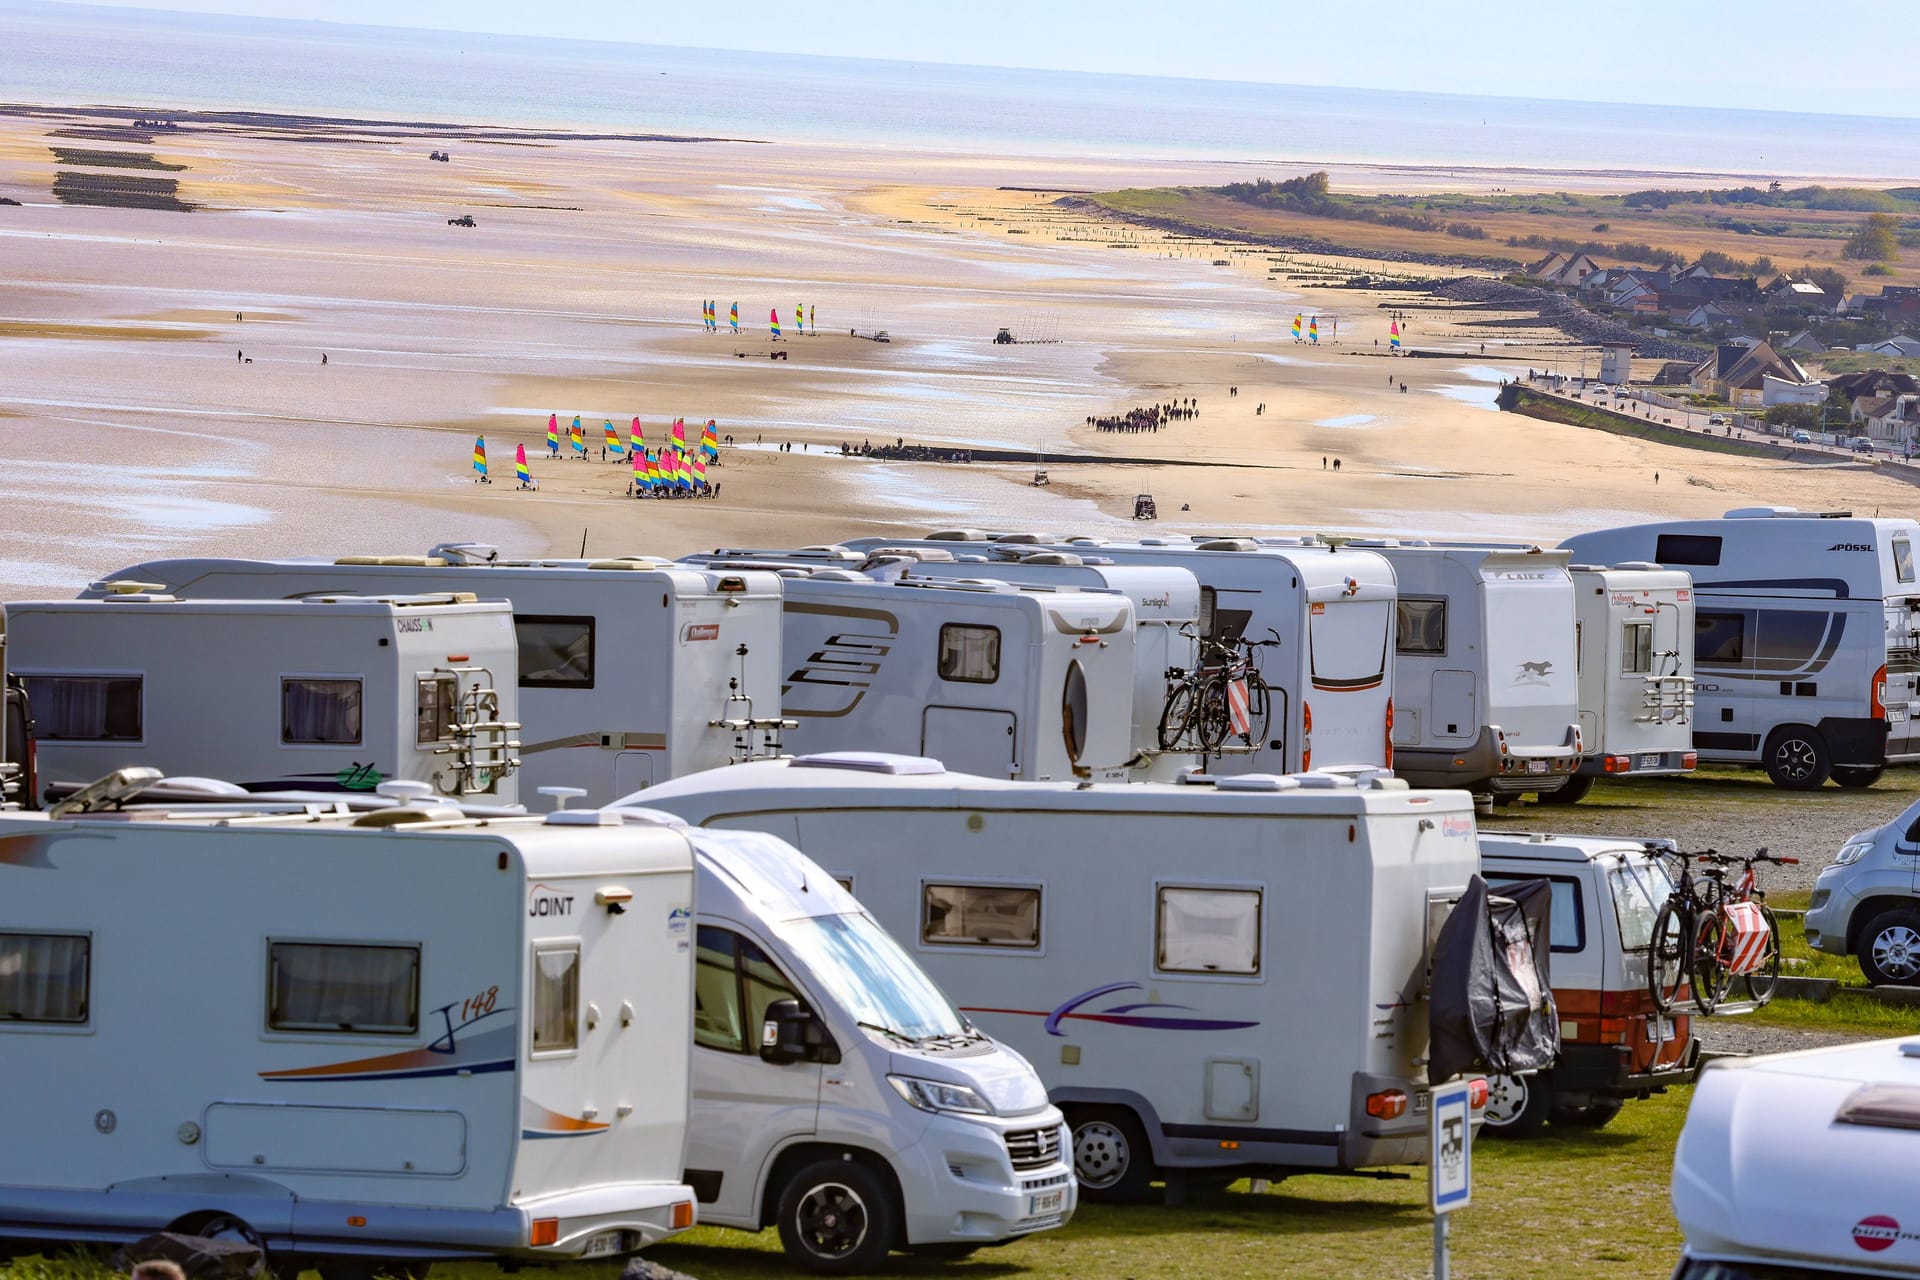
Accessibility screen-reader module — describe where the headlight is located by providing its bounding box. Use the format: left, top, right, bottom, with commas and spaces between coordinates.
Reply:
888, 1074, 994, 1116
1835, 842, 1875, 866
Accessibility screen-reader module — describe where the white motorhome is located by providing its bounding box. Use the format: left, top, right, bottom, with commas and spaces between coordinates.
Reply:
846, 532, 1398, 776
1549, 564, 1698, 803
5, 594, 521, 803
1561, 508, 1920, 789
629, 753, 1486, 1201
82, 546, 787, 801
1673, 1038, 1920, 1278
676, 820, 1074, 1270
1350, 541, 1582, 798
689, 545, 1201, 780
0, 779, 698, 1274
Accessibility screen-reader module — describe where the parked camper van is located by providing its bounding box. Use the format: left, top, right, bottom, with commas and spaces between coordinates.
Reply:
677, 821, 1074, 1270
1549, 564, 1698, 804
0, 778, 699, 1272
847, 532, 1398, 775
1561, 509, 1920, 789
6, 593, 521, 803
1673, 1038, 1920, 1278
629, 753, 1486, 1200
82, 546, 787, 801
1479, 833, 1698, 1133
1350, 541, 1582, 798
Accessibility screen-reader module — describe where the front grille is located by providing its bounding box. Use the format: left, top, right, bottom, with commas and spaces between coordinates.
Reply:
1006, 1125, 1063, 1171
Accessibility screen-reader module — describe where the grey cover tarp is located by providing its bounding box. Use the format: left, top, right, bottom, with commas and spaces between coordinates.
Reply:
1429, 874, 1560, 1083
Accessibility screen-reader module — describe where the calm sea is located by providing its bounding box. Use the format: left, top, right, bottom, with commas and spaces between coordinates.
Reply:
6, 0, 1920, 182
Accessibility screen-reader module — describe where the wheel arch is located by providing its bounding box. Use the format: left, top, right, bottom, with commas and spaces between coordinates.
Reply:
1052, 1087, 1167, 1165
757, 1142, 905, 1243
1847, 896, 1920, 955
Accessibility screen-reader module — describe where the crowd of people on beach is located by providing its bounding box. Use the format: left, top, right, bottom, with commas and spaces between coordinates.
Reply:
1087, 399, 1200, 433
841, 438, 974, 462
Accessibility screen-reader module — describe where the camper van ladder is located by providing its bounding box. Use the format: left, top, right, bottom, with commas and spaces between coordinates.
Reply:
431, 664, 523, 795
709, 643, 798, 764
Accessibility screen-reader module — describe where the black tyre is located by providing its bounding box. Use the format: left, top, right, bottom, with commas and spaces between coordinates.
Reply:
1480, 1072, 1551, 1138
1537, 774, 1594, 805
1194, 677, 1233, 753
1157, 681, 1196, 751
1240, 674, 1273, 749
1648, 900, 1688, 1015
1742, 903, 1782, 1005
1067, 1106, 1157, 1204
1832, 765, 1885, 789
1857, 907, 1920, 987
1763, 725, 1831, 790
1691, 914, 1733, 1014
774, 1158, 898, 1274
1550, 1098, 1624, 1130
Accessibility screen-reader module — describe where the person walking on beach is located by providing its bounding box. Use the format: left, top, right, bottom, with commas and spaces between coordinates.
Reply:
237, 350, 243, 362
1333, 458, 1342, 471
321, 353, 328, 365
1322, 456, 1327, 469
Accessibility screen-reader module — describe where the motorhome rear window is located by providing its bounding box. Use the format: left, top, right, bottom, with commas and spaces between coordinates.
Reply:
1654, 534, 1721, 567
1897, 536, 1916, 585
517, 615, 595, 689
1694, 612, 1748, 667
1156, 887, 1261, 975
281, 678, 363, 745
1396, 598, 1447, 654
268, 942, 419, 1035
25, 675, 141, 741
922, 883, 1040, 948
938, 624, 1001, 684
1623, 622, 1654, 674
0, 932, 90, 1024
531, 943, 580, 1054
415, 675, 458, 745
1312, 599, 1391, 685
692, 926, 799, 1055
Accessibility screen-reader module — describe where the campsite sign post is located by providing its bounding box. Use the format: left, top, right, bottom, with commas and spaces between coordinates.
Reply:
1429, 1080, 1473, 1280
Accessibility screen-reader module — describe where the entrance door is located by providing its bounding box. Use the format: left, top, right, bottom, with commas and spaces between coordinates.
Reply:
1433, 671, 1477, 740
922, 706, 1018, 777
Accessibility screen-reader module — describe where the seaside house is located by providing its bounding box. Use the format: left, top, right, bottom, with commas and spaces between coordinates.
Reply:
1856, 393, 1920, 446
1688, 339, 1816, 408
1865, 287, 1920, 326
1762, 276, 1835, 314
1864, 336, 1920, 359
1527, 253, 1602, 288
1780, 329, 1827, 356
1524, 252, 1569, 281
1832, 370, 1920, 413
1682, 301, 1738, 331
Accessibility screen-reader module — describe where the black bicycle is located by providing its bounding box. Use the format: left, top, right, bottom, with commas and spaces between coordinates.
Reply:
1157, 628, 1279, 754
1648, 846, 1798, 1014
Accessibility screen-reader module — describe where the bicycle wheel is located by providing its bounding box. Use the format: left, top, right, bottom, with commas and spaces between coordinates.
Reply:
1195, 676, 1233, 753
1742, 904, 1782, 1006
1242, 674, 1273, 751
1648, 900, 1688, 1015
1691, 914, 1734, 1015
1157, 680, 1197, 752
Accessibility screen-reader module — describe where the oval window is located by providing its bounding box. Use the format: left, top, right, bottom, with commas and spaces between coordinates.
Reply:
1062, 659, 1089, 763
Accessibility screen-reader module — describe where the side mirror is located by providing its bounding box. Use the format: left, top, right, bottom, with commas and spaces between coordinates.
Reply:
759, 998, 839, 1065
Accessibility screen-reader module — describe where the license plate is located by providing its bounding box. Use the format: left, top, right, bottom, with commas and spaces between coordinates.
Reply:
580, 1231, 630, 1257
1638, 752, 1661, 769
1526, 759, 1548, 775
1650, 1016, 1674, 1043
1029, 1189, 1065, 1216
1891, 707, 1910, 723
1413, 1092, 1430, 1114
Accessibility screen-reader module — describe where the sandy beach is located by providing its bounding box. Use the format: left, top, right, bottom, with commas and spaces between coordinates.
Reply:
0, 106, 1913, 599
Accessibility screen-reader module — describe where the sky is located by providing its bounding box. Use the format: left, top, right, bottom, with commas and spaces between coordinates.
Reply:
37, 0, 1920, 119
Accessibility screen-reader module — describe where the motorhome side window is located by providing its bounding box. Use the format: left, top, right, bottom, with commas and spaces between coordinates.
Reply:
281, 678, 363, 745
415, 675, 458, 745
1623, 622, 1654, 674
516, 615, 594, 689
1654, 534, 1721, 566
24, 675, 141, 741
938, 624, 1000, 684
692, 926, 800, 1054
0, 932, 90, 1024
1755, 610, 1830, 672
1896, 536, 1916, 585
268, 942, 419, 1035
1198, 586, 1217, 642
531, 944, 580, 1054
1156, 887, 1261, 975
1396, 598, 1446, 654
923, 883, 1040, 948
1694, 612, 1748, 667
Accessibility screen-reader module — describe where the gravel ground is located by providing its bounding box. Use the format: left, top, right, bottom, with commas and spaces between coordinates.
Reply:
1693, 1019, 1886, 1057
1480, 767, 1919, 896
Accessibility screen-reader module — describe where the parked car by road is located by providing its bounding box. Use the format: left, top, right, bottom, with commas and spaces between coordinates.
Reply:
1805, 796, 1920, 985
1792, 430, 1813, 444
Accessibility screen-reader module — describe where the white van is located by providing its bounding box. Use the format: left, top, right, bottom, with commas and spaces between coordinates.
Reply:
83, 546, 788, 801
1674, 1038, 1920, 1277
1549, 564, 1697, 803
1478, 833, 1698, 1133
5, 593, 521, 803
1561, 508, 1920, 789
1352, 541, 1583, 798
629, 753, 1485, 1201
678, 821, 1074, 1270
0, 780, 698, 1274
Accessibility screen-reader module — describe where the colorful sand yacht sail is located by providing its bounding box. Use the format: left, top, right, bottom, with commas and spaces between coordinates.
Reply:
1390, 320, 1402, 351
515, 443, 531, 488
770, 308, 781, 339
546, 413, 560, 455
729, 302, 739, 334
1292, 314, 1303, 341
1308, 315, 1319, 344
700, 420, 719, 459
570, 415, 584, 456
691, 454, 709, 489
671, 418, 688, 453
647, 450, 663, 488
604, 421, 622, 456
795, 303, 803, 334
629, 417, 644, 458
472, 435, 488, 482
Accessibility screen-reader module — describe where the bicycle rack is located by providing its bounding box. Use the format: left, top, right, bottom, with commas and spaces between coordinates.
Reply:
430, 664, 523, 796
709, 643, 796, 764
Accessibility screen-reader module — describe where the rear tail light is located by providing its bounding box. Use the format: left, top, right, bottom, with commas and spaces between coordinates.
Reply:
1365, 1089, 1408, 1120
1682, 751, 1697, 769
1468, 1078, 1490, 1110
1497, 729, 1509, 756
1384, 698, 1394, 770
1302, 701, 1312, 771
530, 1219, 560, 1248
1603, 754, 1630, 773
1873, 663, 1889, 720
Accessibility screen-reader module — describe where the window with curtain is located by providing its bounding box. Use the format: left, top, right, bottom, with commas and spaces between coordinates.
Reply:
1623, 622, 1654, 674
24, 676, 142, 741
268, 942, 418, 1034
0, 932, 90, 1023
532, 944, 579, 1054
922, 883, 1041, 947
937, 624, 1000, 683
282, 678, 363, 745
1156, 886, 1261, 974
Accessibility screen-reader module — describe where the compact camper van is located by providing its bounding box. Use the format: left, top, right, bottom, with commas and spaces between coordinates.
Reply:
0, 779, 699, 1273
846, 533, 1398, 776
6, 594, 521, 803
82, 546, 786, 801
630, 753, 1486, 1200
1561, 509, 1920, 789
1350, 541, 1582, 798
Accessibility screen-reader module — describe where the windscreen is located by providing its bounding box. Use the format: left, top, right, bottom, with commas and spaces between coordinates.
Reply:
782, 912, 971, 1042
